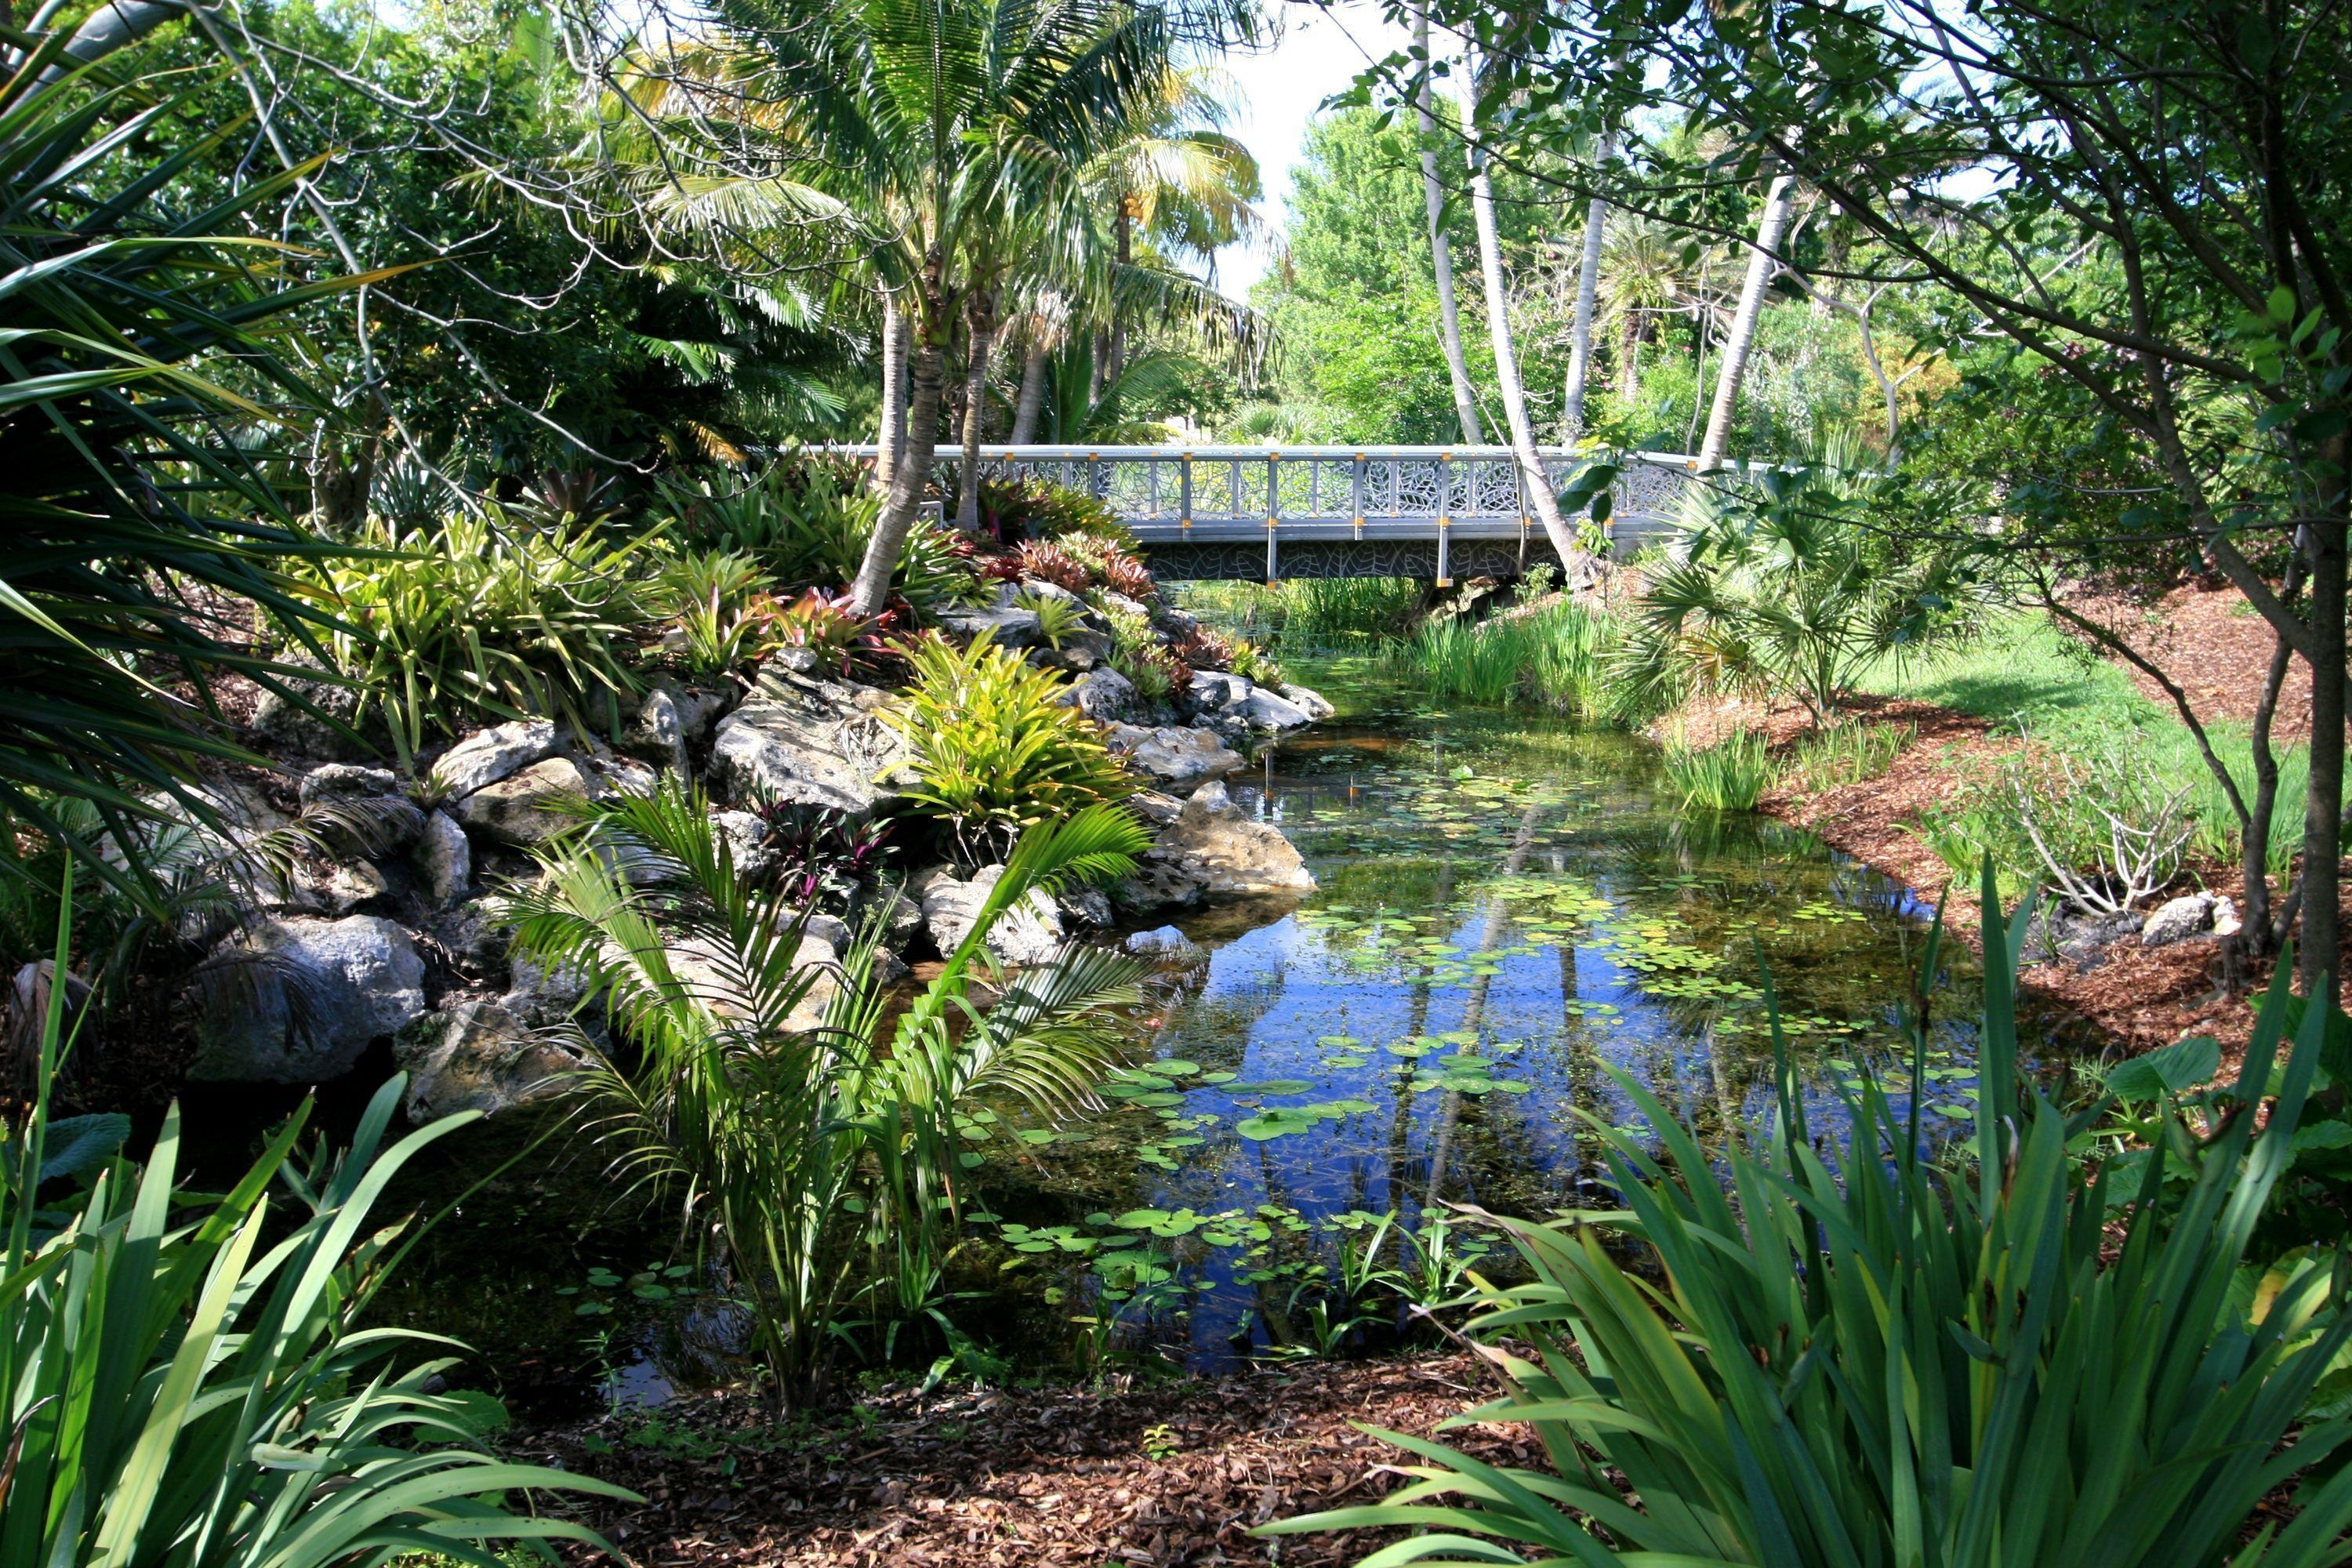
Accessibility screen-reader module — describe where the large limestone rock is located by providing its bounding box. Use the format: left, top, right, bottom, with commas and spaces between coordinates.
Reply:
1056, 666, 1138, 722
415, 810, 471, 906
936, 603, 1042, 648
453, 756, 597, 846
623, 680, 729, 774
394, 1000, 591, 1120
706, 665, 913, 815
250, 665, 368, 760
1278, 684, 1336, 721
189, 915, 427, 1083
430, 720, 558, 800
1236, 686, 1316, 731
1104, 724, 1245, 791
1188, 670, 1250, 711
916, 865, 1065, 966
2142, 891, 2241, 947
1115, 782, 1314, 912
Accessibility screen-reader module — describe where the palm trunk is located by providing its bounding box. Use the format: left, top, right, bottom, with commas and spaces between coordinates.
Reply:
1412, 0, 1483, 445
876, 290, 908, 488
1010, 345, 1049, 444
851, 292, 949, 617
1458, 50, 1599, 592
953, 294, 996, 532
1619, 312, 1642, 401
1105, 206, 1131, 392
1559, 140, 1610, 444
1697, 172, 1796, 471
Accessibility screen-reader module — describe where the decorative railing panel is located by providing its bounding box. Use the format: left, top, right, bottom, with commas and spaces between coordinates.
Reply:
831, 445, 1750, 582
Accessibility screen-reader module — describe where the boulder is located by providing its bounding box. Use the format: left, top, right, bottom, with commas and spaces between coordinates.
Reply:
712, 809, 775, 879
1126, 925, 1205, 963
706, 666, 913, 815
2058, 909, 2143, 967
188, 915, 427, 1083
2142, 892, 2219, 947
1116, 789, 1313, 910
1104, 724, 1245, 791
851, 880, 925, 950
299, 764, 399, 804
250, 669, 368, 760
1278, 684, 1336, 721
2213, 895, 2243, 936
1188, 670, 1250, 711
286, 857, 390, 917
454, 756, 597, 847
503, 954, 591, 1025
624, 680, 728, 773
935, 603, 1042, 648
1097, 590, 1153, 622
917, 865, 1065, 965
296, 781, 424, 859
1056, 666, 1138, 722
394, 1000, 591, 1120
1056, 885, 1113, 928
430, 720, 558, 800
1236, 687, 1316, 731
415, 810, 471, 906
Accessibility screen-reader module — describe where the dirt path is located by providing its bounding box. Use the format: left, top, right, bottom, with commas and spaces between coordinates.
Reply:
531, 1353, 1522, 1568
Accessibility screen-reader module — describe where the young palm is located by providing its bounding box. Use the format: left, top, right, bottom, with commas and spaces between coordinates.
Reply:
500, 783, 1151, 1406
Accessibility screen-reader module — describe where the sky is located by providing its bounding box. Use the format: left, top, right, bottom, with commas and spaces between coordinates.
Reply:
1209, 2, 1415, 296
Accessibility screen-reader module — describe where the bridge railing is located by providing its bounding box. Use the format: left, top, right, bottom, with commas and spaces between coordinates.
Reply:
829, 444, 1737, 550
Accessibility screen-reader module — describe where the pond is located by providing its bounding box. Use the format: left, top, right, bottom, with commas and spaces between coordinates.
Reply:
332, 660, 2073, 1416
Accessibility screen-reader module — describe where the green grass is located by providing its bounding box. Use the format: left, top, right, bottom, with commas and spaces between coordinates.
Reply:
1864, 611, 2308, 868
1661, 729, 1777, 811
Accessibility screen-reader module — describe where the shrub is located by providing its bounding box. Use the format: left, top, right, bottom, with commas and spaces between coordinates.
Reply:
2001, 731, 2194, 915
1012, 587, 1089, 651
1054, 532, 1158, 599
2, 881, 629, 1566
978, 476, 1134, 546
502, 787, 1152, 1404
655, 463, 977, 612
1268, 888, 2352, 1567
1661, 728, 1777, 811
1229, 637, 1285, 689
300, 511, 657, 762
884, 633, 1133, 859
1012, 539, 1094, 593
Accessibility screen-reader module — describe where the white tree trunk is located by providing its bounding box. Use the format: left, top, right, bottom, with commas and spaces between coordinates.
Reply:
953, 298, 996, 532
877, 289, 907, 488
1697, 172, 1796, 471
1010, 345, 1049, 444
1457, 50, 1601, 591
852, 315, 944, 616
1413, 0, 1483, 445
1560, 138, 1610, 444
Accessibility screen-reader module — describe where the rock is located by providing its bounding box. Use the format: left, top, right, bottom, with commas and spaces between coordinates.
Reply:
250, 668, 368, 760
2142, 892, 2219, 947
1236, 687, 1316, 731
918, 865, 1065, 965
1097, 590, 1152, 622
584, 748, 660, 799
1189, 779, 1234, 816
299, 789, 425, 860
1188, 670, 1251, 711
188, 915, 427, 1083
935, 604, 1042, 648
503, 955, 590, 1025
1127, 789, 1185, 826
1104, 724, 1245, 791
415, 811, 471, 906
394, 1000, 591, 1120
430, 720, 558, 800
1117, 793, 1314, 910
2058, 909, 2143, 967
454, 756, 597, 847
1056, 666, 1138, 722
713, 810, 775, 880
1125, 924, 1202, 960
805, 912, 851, 953
851, 881, 924, 950
1278, 684, 1336, 721
663, 930, 839, 1031
706, 666, 913, 815
287, 857, 390, 917
1057, 885, 1113, 928
1153, 604, 1200, 637
299, 764, 399, 804
624, 681, 728, 773
2212, 895, 2243, 937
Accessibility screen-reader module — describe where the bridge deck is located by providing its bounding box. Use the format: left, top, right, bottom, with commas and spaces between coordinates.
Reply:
836, 444, 1738, 582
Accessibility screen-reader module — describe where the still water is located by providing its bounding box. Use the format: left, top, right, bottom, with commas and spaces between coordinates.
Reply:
358, 666, 2060, 1414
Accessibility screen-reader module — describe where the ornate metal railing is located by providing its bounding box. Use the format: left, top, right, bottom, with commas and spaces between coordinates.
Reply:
832, 445, 1748, 583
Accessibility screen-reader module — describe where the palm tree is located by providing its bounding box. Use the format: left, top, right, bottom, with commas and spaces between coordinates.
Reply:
1697, 172, 1796, 470
1454, 46, 1600, 589
1410, 0, 1482, 444
1597, 214, 1690, 411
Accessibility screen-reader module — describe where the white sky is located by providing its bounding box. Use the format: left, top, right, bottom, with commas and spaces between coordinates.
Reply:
1210, 2, 1415, 296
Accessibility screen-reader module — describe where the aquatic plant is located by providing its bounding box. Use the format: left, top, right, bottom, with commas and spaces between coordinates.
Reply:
0, 873, 629, 1568
1661, 728, 1777, 811
1392, 601, 1639, 717
503, 788, 1151, 1406
884, 631, 1133, 859
1782, 717, 1916, 792
1394, 615, 1530, 705
1268, 884, 2352, 1566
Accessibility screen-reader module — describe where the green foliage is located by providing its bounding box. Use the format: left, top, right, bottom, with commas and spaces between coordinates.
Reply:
0, 878, 628, 1566
0, 45, 382, 886
299, 512, 656, 760
1390, 603, 1636, 718
1627, 462, 1980, 722
1269, 892, 2352, 1566
1782, 719, 1917, 793
978, 477, 1136, 548
1661, 728, 1777, 811
885, 633, 1134, 858
656, 463, 977, 613
501, 787, 1150, 1404
1013, 586, 1088, 651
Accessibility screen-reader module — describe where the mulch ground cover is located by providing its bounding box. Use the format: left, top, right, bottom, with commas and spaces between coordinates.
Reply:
524, 1353, 1525, 1568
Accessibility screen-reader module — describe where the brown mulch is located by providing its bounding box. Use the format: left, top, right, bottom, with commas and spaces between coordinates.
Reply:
2066, 584, 2315, 740
526, 1354, 1523, 1568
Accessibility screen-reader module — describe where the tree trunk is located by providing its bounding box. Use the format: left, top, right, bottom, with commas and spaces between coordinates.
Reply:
2302, 513, 2347, 1006
1010, 345, 1049, 444
877, 289, 907, 489
1697, 172, 1796, 471
1619, 312, 1642, 401
1458, 52, 1599, 592
851, 293, 949, 617
953, 295, 996, 533
1412, 0, 1483, 445
1559, 139, 1610, 444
